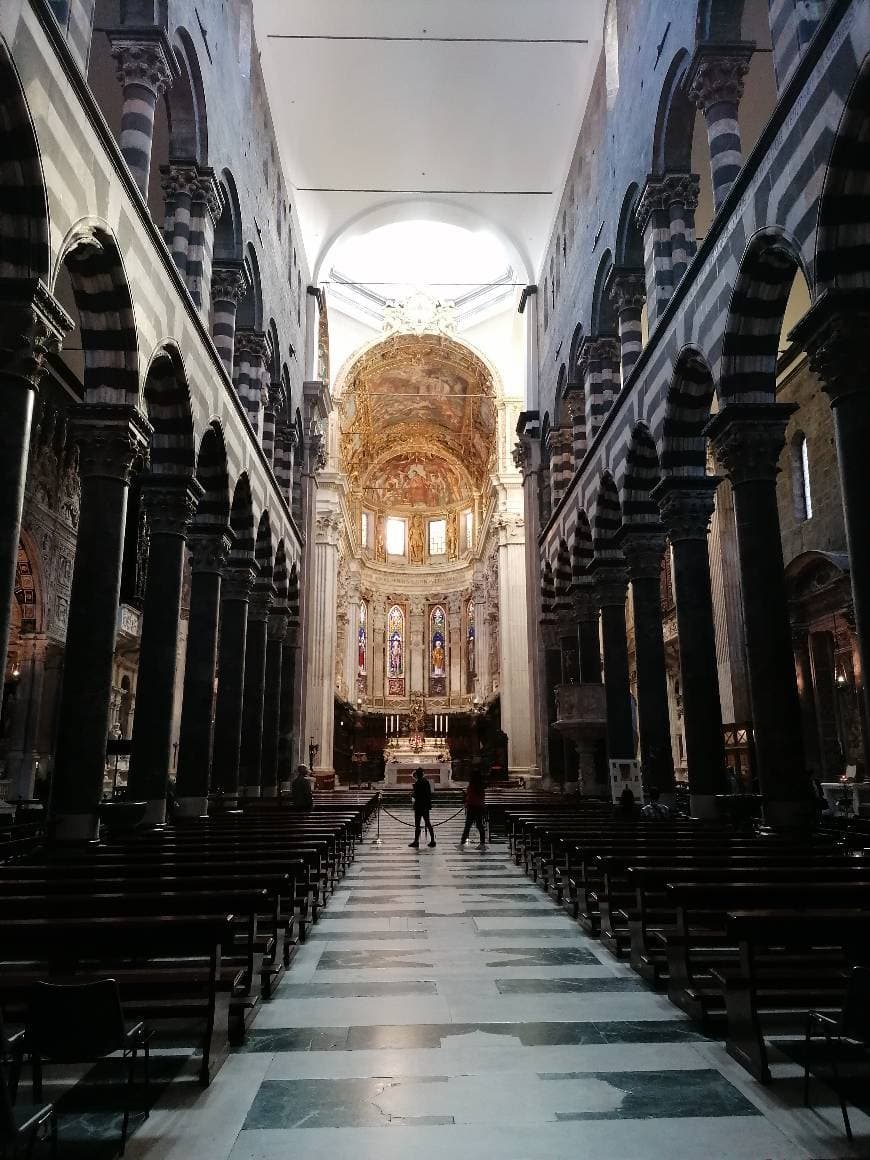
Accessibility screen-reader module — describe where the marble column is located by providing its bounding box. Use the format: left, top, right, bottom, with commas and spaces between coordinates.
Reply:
108, 32, 174, 196
0, 289, 70, 724
514, 428, 543, 780
497, 513, 535, 776
653, 476, 728, 816
622, 532, 676, 796
127, 474, 202, 825
174, 528, 232, 816
210, 262, 247, 375
5, 634, 48, 800
662, 173, 700, 286
233, 329, 269, 441
706, 404, 812, 823
609, 270, 646, 387
211, 564, 255, 797
260, 604, 287, 797
238, 586, 272, 797
792, 293, 870, 765
160, 161, 198, 278
636, 176, 672, 324
304, 510, 341, 779
688, 44, 753, 212
792, 626, 823, 780
187, 167, 221, 311
593, 567, 635, 761
52, 405, 152, 840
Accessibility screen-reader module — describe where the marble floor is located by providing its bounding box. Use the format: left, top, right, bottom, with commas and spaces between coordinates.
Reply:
56, 808, 870, 1158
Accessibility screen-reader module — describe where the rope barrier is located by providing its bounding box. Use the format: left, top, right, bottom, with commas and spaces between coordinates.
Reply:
378, 804, 467, 828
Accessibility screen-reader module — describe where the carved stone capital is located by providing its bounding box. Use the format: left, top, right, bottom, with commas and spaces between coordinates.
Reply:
0, 284, 73, 386
620, 531, 667, 581
609, 269, 646, 314
189, 528, 233, 574
222, 565, 256, 602
139, 473, 204, 536
246, 588, 273, 624
315, 510, 342, 545
574, 585, 600, 623
159, 161, 201, 200
587, 334, 620, 368
193, 166, 224, 222
651, 475, 721, 542
234, 328, 270, 365
688, 42, 754, 112
635, 175, 669, 234
591, 563, 629, 607
789, 289, 870, 404
660, 171, 701, 211
71, 405, 152, 483
211, 262, 248, 305
109, 31, 174, 96
705, 403, 797, 486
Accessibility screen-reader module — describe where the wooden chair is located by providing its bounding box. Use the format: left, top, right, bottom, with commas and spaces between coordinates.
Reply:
26, 979, 150, 1155
0, 1064, 55, 1160
804, 965, 870, 1141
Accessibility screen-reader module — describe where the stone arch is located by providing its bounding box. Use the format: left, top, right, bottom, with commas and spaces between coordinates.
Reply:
652, 50, 696, 174
238, 242, 263, 331
568, 322, 585, 380
615, 183, 644, 268
55, 221, 140, 404
622, 421, 663, 527
555, 363, 569, 425
0, 38, 50, 289
194, 421, 230, 531
591, 250, 617, 335
228, 474, 255, 568
816, 52, 870, 291
719, 228, 808, 404
254, 509, 274, 590
170, 28, 208, 164
213, 169, 243, 262
592, 471, 623, 561
572, 510, 594, 582
661, 346, 716, 477
142, 344, 195, 475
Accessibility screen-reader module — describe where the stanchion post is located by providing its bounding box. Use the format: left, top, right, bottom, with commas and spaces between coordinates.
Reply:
370, 791, 382, 846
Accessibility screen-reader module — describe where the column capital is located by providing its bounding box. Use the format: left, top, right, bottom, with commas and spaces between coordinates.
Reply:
591, 563, 629, 607
211, 261, 248, 304
268, 608, 289, 641
71, 405, 152, 483
0, 283, 73, 386
660, 171, 701, 210
651, 475, 721, 541
687, 42, 754, 111
188, 528, 233, 574
789, 288, 870, 403
586, 334, 620, 366
192, 165, 224, 222
222, 565, 256, 602
139, 473, 204, 536
234, 327, 270, 365
620, 530, 667, 581
315, 510, 342, 545
159, 160, 201, 200
109, 30, 174, 96
573, 581, 600, 623
635, 174, 669, 233
608, 268, 646, 313
705, 402, 798, 485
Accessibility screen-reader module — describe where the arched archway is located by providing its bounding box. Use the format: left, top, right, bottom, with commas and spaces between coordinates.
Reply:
194, 422, 231, 532
661, 347, 716, 477
142, 345, 195, 475
622, 422, 663, 527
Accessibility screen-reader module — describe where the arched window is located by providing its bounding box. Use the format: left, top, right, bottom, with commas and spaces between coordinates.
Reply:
791, 432, 813, 522
430, 605, 447, 695
467, 599, 476, 681
358, 601, 367, 678
387, 605, 405, 695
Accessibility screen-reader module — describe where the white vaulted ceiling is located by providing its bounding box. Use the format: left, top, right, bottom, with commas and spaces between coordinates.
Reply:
252, 0, 606, 285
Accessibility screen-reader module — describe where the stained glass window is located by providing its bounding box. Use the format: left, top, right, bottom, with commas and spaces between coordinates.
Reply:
358, 601, 367, 675
388, 605, 404, 678
467, 599, 476, 678
430, 606, 446, 676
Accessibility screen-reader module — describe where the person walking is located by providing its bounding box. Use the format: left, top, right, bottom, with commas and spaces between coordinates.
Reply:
460, 766, 486, 850
409, 767, 436, 848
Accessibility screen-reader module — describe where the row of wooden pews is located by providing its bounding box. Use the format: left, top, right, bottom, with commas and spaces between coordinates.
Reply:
506, 798, 870, 1085
0, 795, 377, 1086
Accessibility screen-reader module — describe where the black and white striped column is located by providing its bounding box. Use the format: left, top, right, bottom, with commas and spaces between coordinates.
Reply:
109, 33, 173, 196
662, 172, 700, 286
210, 262, 247, 374
688, 44, 753, 213
565, 384, 587, 471
546, 427, 573, 510
233, 328, 270, 441
597, 335, 621, 418
187, 168, 222, 312
636, 176, 672, 326
274, 421, 294, 501
160, 161, 199, 278
609, 269, 646, 387
578, 338, 602, 440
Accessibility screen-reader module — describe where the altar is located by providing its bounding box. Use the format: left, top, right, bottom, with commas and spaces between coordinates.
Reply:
383, 735, 454, 787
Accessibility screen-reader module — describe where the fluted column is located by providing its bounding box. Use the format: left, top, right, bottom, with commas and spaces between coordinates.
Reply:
305, 510, 341, 779
593, 567, 634, 761
109, 32, 174, 195
609, 270, 646, 387
706, 404, 811, 823
496, 513, 534, 776
211, 564, 255, 797
662, 172, 700, 286
259, 605, 287, 797
792, 292, 870, 760
127, 474, 203, 824
210, 262, 247, 374
688, 44, 753, 212
622, 532, 676, 796
238, 587, 272, 797
0, 289, 71, 724
653, 477, 728, 816
52, 406, 152, 840
174, 529, 232, 816
636, 177, 672, 325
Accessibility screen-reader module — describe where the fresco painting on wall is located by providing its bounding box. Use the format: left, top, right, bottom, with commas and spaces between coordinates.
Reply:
365, 453, 461, 509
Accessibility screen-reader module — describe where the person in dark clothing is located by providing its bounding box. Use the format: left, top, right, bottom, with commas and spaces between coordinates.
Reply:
291, 765, 314, 810
409, 767, 435, 848
613, 786, 639, 818
460, 767, 486, 849
640, 785, 671, 819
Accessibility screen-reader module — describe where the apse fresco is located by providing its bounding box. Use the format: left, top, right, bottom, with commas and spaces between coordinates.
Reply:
366, 453, 462, 508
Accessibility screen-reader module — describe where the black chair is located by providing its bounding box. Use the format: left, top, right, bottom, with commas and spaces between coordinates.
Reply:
0, 1064, 55, 1159
26, 980, 150, 1155
804, 965, 870, 1141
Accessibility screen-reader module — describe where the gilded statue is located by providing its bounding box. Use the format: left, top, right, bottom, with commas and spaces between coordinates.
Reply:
446, 510, 458, 559
375, 514, 386, 562
409, 513, 424, 564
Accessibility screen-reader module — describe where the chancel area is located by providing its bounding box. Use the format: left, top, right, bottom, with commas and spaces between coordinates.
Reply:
2, 0, 870, 1157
